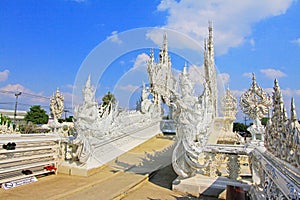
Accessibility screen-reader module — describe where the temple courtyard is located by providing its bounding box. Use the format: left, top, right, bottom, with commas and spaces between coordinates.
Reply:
0, 134, 216, 200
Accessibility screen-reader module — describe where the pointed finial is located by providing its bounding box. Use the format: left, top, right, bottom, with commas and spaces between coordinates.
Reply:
183, 63, 188, 75
149, 48, 154, 63
208, 21, 213, 31
291, 97, 298, 122
226, 84, 230, 92
150, 48, 154, 56
274, 78, 278, 87
252, 73, 256, 81
283, 106, 288, 121
86, 74, 91, 88
163, 32, 168, 50
164, 32, 167, 41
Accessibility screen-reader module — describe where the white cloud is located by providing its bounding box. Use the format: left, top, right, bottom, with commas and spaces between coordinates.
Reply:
0, 84, 48, 103
69, 0, 86, 3
107, 31, 123, 44
188, 65, 205, 85
113, 53, 150, 107
249, 38, 256, 51
146, 28, 202, 52
291, 38, 300, 46
153, 0, 294, 55
218, 73, 230, 86
230, 89, 245, 99
296, 90, 300, 96
63, 84, 75, 90
260, 68, 287, 79
118, 84, 139, 92
132, 53, 149, 70
281, 87, 293, 97
0, 69, 9, 82
249, 38, 255, 47
0, 84, 25, 94
243, 72, 253, 78
185, 65, 229, 96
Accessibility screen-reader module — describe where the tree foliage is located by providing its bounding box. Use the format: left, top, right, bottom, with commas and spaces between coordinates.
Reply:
261, 117, 269, 126
100, 91, 116, 115
0, 114, 11, 126
24, 105, 49, 124
233, 122, 248, 132
101, 91, 116, 107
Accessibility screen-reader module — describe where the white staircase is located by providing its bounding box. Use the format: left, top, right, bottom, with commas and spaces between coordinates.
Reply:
0, 134, 60, 185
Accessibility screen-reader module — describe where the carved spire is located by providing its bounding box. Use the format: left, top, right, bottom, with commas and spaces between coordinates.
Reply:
204, 21, 218, 118
147, 33, 173, 107
149, 48, 154, 64
222, 87, 237, 118
273, 78, 284, 112
85, 74, 91, 89
159, 32, 169, 65
163, 32, 168, 51
183, 62, 188, 76
252, 73, 256, 86
208, 21, 214, 61
283, 106, 288, 122
291, 97, 298, 122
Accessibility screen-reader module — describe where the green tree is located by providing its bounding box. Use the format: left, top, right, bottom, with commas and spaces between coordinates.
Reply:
261, 117, 269, 126
0, 114, 11, 126
101, 91, 116, 107
65, 116, 73, 122
24, 105, 49, 124
100, 91, 116, 115
233, 122, 248, 132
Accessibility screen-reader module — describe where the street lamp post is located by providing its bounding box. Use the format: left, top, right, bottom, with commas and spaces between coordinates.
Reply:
14, 92, 22, 128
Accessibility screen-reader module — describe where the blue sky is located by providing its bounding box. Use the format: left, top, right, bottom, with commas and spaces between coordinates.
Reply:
0, 0, 300, 121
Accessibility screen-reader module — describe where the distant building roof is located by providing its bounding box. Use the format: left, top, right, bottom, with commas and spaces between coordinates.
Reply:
0, 109, 27, 120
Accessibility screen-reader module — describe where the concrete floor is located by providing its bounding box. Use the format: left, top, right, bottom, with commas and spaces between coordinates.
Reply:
0, 134, 192, 200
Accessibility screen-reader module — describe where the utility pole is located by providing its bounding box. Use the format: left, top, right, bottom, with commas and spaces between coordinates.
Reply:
14, 92, 22, 128
244, 115, 248, 126
64, 109, 69, 120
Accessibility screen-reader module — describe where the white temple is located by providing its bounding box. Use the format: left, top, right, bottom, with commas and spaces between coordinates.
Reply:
1, 22, 299, 199
147, 33, 174, 107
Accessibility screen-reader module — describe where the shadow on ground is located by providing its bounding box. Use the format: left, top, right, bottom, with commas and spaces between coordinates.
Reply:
149, 164, 177, 189
113, 136, 175, 175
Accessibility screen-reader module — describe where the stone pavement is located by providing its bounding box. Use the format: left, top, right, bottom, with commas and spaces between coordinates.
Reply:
0, 134, 191, 200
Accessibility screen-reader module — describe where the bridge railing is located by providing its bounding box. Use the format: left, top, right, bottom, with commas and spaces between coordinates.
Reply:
249, 147, 300, 200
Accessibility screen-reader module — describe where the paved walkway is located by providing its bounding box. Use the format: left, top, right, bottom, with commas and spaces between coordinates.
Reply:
0, 134, 189, 200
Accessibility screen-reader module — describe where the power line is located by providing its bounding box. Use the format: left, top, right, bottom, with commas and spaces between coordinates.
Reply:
0, 90, 49, 100
0, 90, 73, 104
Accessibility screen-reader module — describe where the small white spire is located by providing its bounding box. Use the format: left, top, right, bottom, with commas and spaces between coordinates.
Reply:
183, 63, 188, 75
291, 97, 298, 122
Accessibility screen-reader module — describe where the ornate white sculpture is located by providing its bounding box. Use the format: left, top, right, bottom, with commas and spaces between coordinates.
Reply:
48, 88, 65, 133
147, 33, 175, 107
204, 22, 218, 118
171, 64, 215, 178
72, 75, 100, 163
140, 82, 155, 114
240, 73, 272, 141
170, 24, 219, 178
217, 87, 240, 144
50, 88, 64, 120
265, 79, 300, 168
221, 87, 237, 118
70, 75, 161, 164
